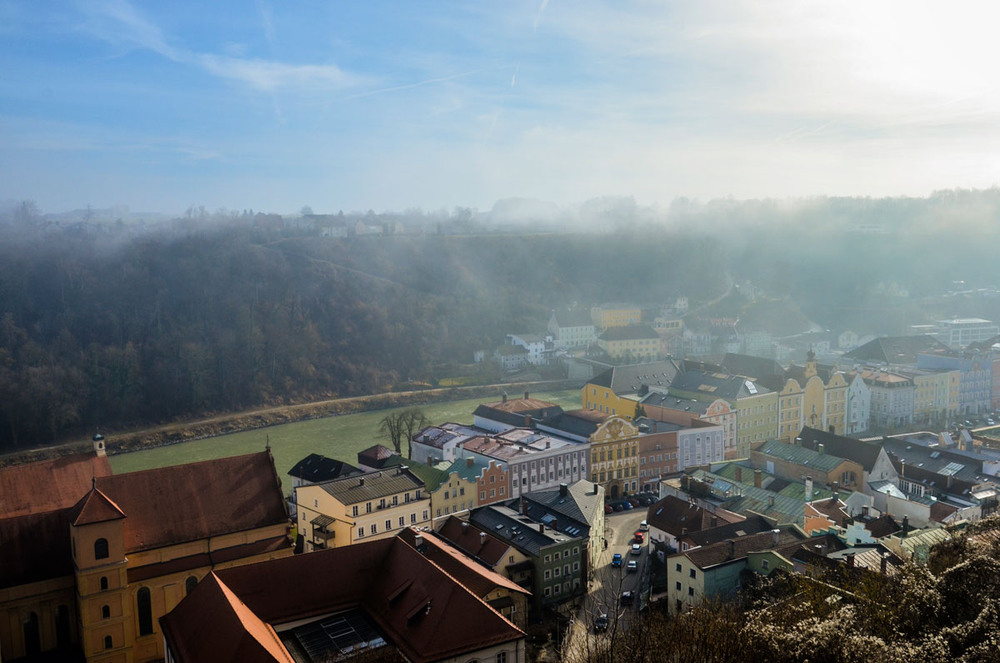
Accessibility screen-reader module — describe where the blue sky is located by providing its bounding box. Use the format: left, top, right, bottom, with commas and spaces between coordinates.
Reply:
3, 1, 1000, 215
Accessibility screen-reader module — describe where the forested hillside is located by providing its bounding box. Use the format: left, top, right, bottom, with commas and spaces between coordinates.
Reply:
4, 190, 1000, 452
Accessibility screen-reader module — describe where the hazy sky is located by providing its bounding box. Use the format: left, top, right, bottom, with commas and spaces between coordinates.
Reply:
3, 1, 1000, 215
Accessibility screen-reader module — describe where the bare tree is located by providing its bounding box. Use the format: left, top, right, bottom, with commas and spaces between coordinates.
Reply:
378, 408, 431, 458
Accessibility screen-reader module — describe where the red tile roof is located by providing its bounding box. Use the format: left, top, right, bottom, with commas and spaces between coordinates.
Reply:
0, 451, 111, 518
95, 451, 288, 552
164, 537, 525, 663
69, 487, 126, 526
0, 510, 74, 588
436, 515, 511, 566
159, 572, 294, 663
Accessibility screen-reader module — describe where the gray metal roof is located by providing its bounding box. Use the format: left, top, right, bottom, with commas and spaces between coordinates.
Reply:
319, 467, 425, 505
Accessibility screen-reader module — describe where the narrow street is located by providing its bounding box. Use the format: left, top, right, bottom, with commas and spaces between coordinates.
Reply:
561, 506, 649, 661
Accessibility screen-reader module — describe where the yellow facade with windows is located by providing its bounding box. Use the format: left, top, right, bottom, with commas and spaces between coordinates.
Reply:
588, 416, 640, 498
735, 391, 779, 459
582, 383, 631, 418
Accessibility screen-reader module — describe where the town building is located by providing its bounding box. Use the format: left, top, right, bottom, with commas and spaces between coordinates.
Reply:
590, 303, 642, 330
0, 445, 293, 663
596, 324, 661, 363
294, 467, 431, 553
548, 308, 597, 349
581, 360, 682, 418
639, 391, 737, 460
159, 532, 527, 663
409, 422, 481, 465
518, 481, 606, 583
473, 393, 564, 433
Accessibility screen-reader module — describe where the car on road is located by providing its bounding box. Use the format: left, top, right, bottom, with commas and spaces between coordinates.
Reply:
639, 520, 649, 531
594, 613, 609, 633
604, 504, 613, 514
626, 560, 638, 573
622, 501, 633, 510
633, 531, 644, 544
627, 497, 640, 507
611, 553, 623, 567
620, 591, 634, 607
631, 543, 642, 556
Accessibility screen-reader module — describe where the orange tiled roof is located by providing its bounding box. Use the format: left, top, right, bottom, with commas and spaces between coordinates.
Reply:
0, 451, 111, 518
95, 451, 288, 552
69, 487, 126, 526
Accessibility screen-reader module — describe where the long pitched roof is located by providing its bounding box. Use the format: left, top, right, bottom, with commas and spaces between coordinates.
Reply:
521, 480, 604, 535
670, 369, 770, 401
287, 453, 361, 483
95, 451, 288, 553
162, 535, 525, 663
681, 527, 805, 570
796, 427, 884, 472
588, 360, 681, 393
755, 439, 850, 474
318, 467, 425, 505
0, 450, 111, 518
844, 335, 952, 364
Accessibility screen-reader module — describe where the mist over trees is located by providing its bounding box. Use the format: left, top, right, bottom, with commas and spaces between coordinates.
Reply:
2, 189, 1000, 451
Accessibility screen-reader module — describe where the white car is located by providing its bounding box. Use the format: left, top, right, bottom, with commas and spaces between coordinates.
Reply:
631, 543, 642, 556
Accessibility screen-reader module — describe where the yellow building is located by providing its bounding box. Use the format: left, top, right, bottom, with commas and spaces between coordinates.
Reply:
590, 303, 642, 330
597, 324, 661, 362
898, 368, 960, 427
786, 352, 849, 436
1, 447, 293, 663
735, 391, 779, 459
777, 378, 805, 443
588, 416, 640, 498
582, 360, 682, 419
296, 467, 431, 552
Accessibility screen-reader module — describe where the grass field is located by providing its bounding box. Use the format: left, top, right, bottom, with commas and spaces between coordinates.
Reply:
108, 389, 582, 492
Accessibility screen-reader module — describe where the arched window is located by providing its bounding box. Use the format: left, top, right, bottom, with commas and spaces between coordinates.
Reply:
100, 576, 109, 591
104, 635, 113, 649
56, 604, 72, 649
137, 587, 153, 636
185, 576, 198, 595
94, 538, 109, 560
102, 605, 111, 619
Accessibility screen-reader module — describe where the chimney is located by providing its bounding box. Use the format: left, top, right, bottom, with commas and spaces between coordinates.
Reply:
520, 497, 528, 515
593, 482, 599, 495
538, 523, 545, 533
772, 529, 780, 546
754, 469, 763, 489
480, 532, 486, 545
462, 521, 469, 532
845, 553, 855, 568
359, 477, 365, 487
559, 483, 568, 497
727, 539, 735, 559
545, 440, 550, 449
524, 391, 530, 400
467, 457, 474, 467
414, 533, 424, 549
502, 392, 508, 403
711, 516, 718, 528
862, 505, 870, 518
768, 495, 775, 507
902, 515, 909, 537
735, 466, 743, 483
805, 476, 813, 503
817, 443, 825, 455
831, 481, 839, 503
524, 415, 531, 427
880, 553, 888, 574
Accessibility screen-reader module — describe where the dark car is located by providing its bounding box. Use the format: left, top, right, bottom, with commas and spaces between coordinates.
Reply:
620, 590, 634, 607
604, 504, 613, 514
611, 553, 623, 567
627, 497, 640, 507
594, 613, 609, 633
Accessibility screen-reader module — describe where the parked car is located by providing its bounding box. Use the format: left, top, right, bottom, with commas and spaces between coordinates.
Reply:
612, 502, 623, 512
631, 543, 642, 556
611, 553, 623, 567
627, 497, 640, 507
604, 504, 613, 514
639, 520, 649, 531
626, 560, 638, 573
620, 591, 634, 607
633, 531, 644, 544
622, 501, 633, 510
594, 613, 609, 633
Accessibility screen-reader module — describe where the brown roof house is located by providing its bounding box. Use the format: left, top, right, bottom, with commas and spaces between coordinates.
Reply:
0, 441, 293, 663
159, 531, 527, 663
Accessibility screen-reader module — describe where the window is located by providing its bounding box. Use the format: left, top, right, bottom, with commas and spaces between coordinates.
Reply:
444, 491, 450, 499
460, 487, 465, 496
385, 519, 392, 531
688, 587, 695, 596
490, 475, 496, 483
399, 516, 405, 527
675, 581, 681, 590
500, 486, 505, 495
481, 491, 486, 500
357, 527, 364, 538
689, 569, 696, 579
370, 524, 377, 534
422, 510, 429, 520
509, 555, 515, 563
94, 538, 109, 560
314, 499, 319, 507
352, 505, 359, 517
100, 576, 109, 591
137, 587, 153, 636
104, 635, 113, 650
102, 605, 110, 619
762, 559, 770, 570
544, 570, 551, 580
410, 513, 417, 523
366, 502, 372, 513
497, 653, 507, 663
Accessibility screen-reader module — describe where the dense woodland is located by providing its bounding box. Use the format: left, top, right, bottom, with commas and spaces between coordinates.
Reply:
3, 190, 1000, 451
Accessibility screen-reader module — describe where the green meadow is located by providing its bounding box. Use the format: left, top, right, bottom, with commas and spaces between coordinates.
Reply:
108, 389, 582, 492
